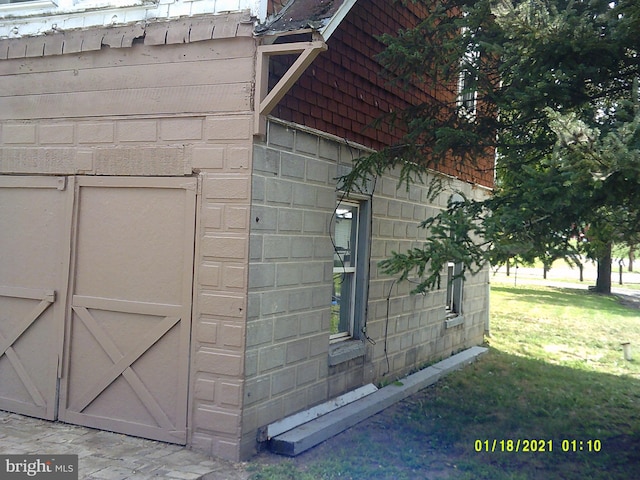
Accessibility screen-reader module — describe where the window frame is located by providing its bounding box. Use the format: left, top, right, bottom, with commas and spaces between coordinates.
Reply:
444, 193, 465, 326
330, 196, 370, 344
445, 260, 464, 317
457, 26, 479, 120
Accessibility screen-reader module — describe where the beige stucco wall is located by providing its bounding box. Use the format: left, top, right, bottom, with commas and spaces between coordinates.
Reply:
0, 16, 255, 461
243, 119, 490, 457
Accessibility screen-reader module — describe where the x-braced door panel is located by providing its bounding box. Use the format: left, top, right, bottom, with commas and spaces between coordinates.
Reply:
0, 176, 73, 420
58, 177, 197, 444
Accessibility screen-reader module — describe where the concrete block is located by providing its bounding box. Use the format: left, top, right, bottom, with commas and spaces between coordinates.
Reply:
220, 324, 244, 347
195, 407, 240, 435
260, 291, 289, 315
160, 118, 203, 140
228, 147, 250, 170
273, 315, 299, 341
290, 237, 314, 258
281, 152, 305, 179
276, 264, 301, 287
201, 235, 247, 260
253, 146, 280, 175
252, 175, 266, 202
196, 350, 243, 377
204, 176, 250, 200
94, 146, 188, 175
277, 208, 303, 232
2, 123, 36, 144
246, 320, 273, 348
301, 263, 324, 284
295, 131, 318, 155
199, 292, 245, 318
223, 265, 246, 289
218, 381, 243, 407
226, 206, 249, 230
40, 123, 74, 144
263, 235, 292, 259
293, 183, 317, 207
78, 122, 114, 143
268, 122, 294, 150
288, 288, 312, 312
266, 179, 293, 204
303, 211, 328, 234
305, 159, 330, 184
193, 146, 225, 170
194, 378, 216, 402
199, 264, 221, 287
286, 338, 309, 364
259, 344, 286, 373
309, 333, 329, 357
244, 375, 271, 406
252, 206, 278, 232
271, 367, 296, 395
196, 321, 218, 345
296, 360, 319, 386
319, 138, 339, 161
248, 263, 276, 289
206, 116, 251, 140
201, 206, 223, 229
299, 311, 322, 335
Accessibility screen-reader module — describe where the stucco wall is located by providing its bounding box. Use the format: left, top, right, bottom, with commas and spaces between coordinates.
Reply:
243, 118, 490, 457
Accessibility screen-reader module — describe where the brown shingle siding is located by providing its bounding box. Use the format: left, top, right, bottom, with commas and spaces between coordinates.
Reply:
271, 0, 494, 187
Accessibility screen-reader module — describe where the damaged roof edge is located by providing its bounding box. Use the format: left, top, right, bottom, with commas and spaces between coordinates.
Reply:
256, 0, 358, 41
318, 0, 357, 40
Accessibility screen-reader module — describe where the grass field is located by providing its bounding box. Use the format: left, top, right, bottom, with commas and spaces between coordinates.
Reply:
248, 283, 640, 479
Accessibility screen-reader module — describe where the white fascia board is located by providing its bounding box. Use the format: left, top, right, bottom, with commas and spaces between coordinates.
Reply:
319, 0, 357, 41
0, 0, 262, 39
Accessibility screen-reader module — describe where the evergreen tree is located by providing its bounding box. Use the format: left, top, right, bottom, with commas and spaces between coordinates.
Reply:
343, 0, 640, 294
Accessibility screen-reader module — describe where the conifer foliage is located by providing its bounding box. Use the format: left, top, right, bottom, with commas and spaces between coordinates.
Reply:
343, 0, 640, 294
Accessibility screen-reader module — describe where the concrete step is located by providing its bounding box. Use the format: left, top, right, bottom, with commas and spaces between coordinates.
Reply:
270, 346, 488, 456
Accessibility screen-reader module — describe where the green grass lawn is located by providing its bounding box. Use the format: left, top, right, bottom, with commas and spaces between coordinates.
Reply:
249, 283, 640, 479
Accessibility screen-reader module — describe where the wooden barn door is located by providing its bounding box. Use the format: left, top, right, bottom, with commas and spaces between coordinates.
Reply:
58, 177, 197, 444
0, 176, 73, 420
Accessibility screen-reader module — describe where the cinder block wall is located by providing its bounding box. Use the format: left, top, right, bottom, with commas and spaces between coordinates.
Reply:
242, 119, 490, 457
242, 120, 341, 457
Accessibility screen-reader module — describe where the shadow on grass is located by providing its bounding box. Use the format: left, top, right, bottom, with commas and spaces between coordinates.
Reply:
250, 348, 640, 480
491, 285, 639, 318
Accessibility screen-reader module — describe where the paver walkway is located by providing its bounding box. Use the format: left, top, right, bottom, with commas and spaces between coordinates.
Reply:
0, 411, 249, 480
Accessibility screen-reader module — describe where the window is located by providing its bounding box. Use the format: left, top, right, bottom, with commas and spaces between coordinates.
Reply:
331, 198, 369, 343
445, 261, 463, 316
444, 193, 464, 325
458, 64, 478, 117
457, 26, 479, 119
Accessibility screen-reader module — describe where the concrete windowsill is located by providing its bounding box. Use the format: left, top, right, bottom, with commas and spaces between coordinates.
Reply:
445, 315, 464, 328
328, 340, 365, 366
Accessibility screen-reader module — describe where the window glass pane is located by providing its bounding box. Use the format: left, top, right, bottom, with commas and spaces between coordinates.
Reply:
331, 201, 359, 340
331, 272, 354, 336
334, 204, 358, 268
